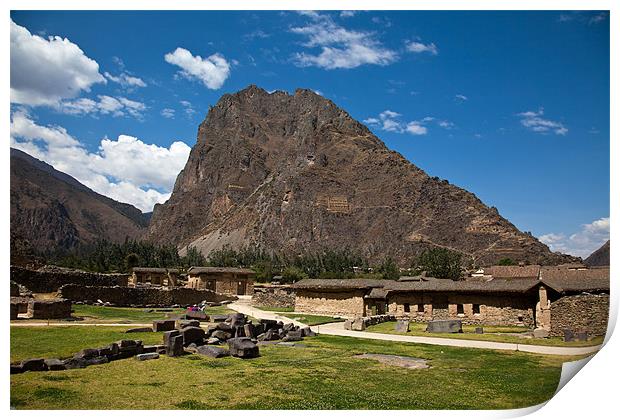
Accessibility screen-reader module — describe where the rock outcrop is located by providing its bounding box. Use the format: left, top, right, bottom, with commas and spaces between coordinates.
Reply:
147, 85, 576, 266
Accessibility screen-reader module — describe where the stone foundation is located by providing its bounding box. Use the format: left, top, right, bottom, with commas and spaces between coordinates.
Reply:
58, 284, 237, 307
252, 285, 295, 308
550, 294, 609, 337
27, 299, 72, 319
11, 265, 128, 293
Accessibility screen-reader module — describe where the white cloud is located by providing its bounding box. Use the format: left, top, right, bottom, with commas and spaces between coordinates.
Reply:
340, 11, 357, 18
365, 109, 429, 136
518, 107, 568, 135
10, 19, 106, 106
539, 217, 610, 258
291, 13, 397, 69
455, 94, 468, 101
59, 95, 146, 118
164, 47, 231, 89
406, 40, 438, 55
405, 122, 427, 135
104, 72, 147, 88
10, 109, 190, 212
180, 100, 197, 117
161, 108, 175, 119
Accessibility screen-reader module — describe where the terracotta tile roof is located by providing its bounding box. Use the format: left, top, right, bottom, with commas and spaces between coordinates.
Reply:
188, 266, 255, 275
483, 265, 541, 279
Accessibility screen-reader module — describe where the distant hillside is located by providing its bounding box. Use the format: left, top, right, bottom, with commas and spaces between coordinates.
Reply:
584, 240, 610, 266
10, 148, 149, 260
147, 85, 577, 266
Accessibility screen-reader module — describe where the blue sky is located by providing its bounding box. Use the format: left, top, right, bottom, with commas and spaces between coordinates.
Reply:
9, 10, 610, 257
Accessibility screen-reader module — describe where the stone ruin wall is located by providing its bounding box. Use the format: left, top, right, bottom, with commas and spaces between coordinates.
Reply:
387, 293, 536, 328
10, 265, 128, 293
295, 290, 365, 318
27, 299, 72, 319
549, 294, 609, 337
252, 285, 296, 308
58, 284, 237, 307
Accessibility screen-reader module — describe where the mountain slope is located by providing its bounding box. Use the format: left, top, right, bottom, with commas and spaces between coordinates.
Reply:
147, 85, 576, 265
10, 148, 148, 257
584, 240, 610, 266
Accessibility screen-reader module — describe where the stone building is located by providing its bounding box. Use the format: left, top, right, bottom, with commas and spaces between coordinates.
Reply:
186, 267, 255, 295
292, 267, 609, 335
128, 267, 179, 288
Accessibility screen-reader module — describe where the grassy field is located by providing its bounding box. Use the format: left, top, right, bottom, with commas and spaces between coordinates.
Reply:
14, 304, 235, 324
10, 325, 583, 409
276, 313, 342, 326
365, 321, 605, 347
255, 306, 295, 312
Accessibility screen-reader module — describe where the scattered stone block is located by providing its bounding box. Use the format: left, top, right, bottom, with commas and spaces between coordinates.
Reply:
99, 343, 119, 358
426, 320, 462, 333
229, 313, 246, 327
351, 318, 366, 331
125, 327, 153, 333
180, 326, 206, 346
395, 319, 410, 333
186, 310, 208, 321
474, 327, 484, 334
206, 337, 221, 345
135, 352, 160, 361
153, 319, 176, 332
576, 331, 588, 341
301, 326, 316, 337
216, 322, 233, 332
210, 315, 229, 323
10, 303, 19, 320
10, 364, 23, 374
244, 324, 255, 338
211, 330, 232, 341
563, 329, 574, 342
532, 328, 549, 339
343, 319, 353, 330
228, 337, 259, 359
75, 348, 100, 359
44, 359, 66, 371
20, 358, 47, 372
234, 325, 246, 338
196, 345, 230, 358
177, 320, 200, 329
64, 356, 108, 369
166, 334, 184, 357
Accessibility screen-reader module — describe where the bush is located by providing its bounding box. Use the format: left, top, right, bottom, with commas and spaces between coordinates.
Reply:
281, 266, 307, 283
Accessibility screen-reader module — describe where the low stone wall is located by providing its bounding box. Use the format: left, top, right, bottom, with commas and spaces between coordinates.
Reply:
295, 290, 366, 318
11, 265, 128, 293
252, 285, 295, 308
550, 294, 609, 337
58, 284, 237, 307
27, 299, 72, 319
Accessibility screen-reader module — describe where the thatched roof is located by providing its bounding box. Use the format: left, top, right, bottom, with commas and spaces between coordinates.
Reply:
132, 267, 179, 274
483, 265, 541, 278
188, 266, 255, 275
291, 278, 388, 291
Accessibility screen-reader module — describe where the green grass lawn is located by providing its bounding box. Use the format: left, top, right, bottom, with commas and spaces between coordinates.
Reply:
255, 306, 295, 312
48, 304, 235, 324
10, 325, 582, 409
276, 313, 342, 326
365, 321, 605, 347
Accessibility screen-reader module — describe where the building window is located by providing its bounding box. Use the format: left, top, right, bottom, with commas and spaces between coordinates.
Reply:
403, 303, 410, 313
473, 304, 481, 314
456, 304, 464, 315
417, 304, 424, 313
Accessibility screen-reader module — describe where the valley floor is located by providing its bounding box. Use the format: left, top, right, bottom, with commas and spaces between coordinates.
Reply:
10, 325, 579, 410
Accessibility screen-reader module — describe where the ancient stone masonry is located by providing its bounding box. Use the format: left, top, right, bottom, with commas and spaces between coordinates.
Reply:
344, 315, 396, 331
295, 290, 367, 318
549, 294, 609, 337
252, 285, 296, 309
10, 265, 127, 293
26, 299, 72, 319
58, 284, 237, 307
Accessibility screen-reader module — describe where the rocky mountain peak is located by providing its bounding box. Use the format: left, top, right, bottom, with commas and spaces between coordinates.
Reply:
147, 86, 577, 266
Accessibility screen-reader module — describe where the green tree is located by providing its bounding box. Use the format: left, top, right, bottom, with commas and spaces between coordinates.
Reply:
378, 257, 400, 280
281, 266, 307, 283
497, 258, 516, 266
416, 248, 463, 281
